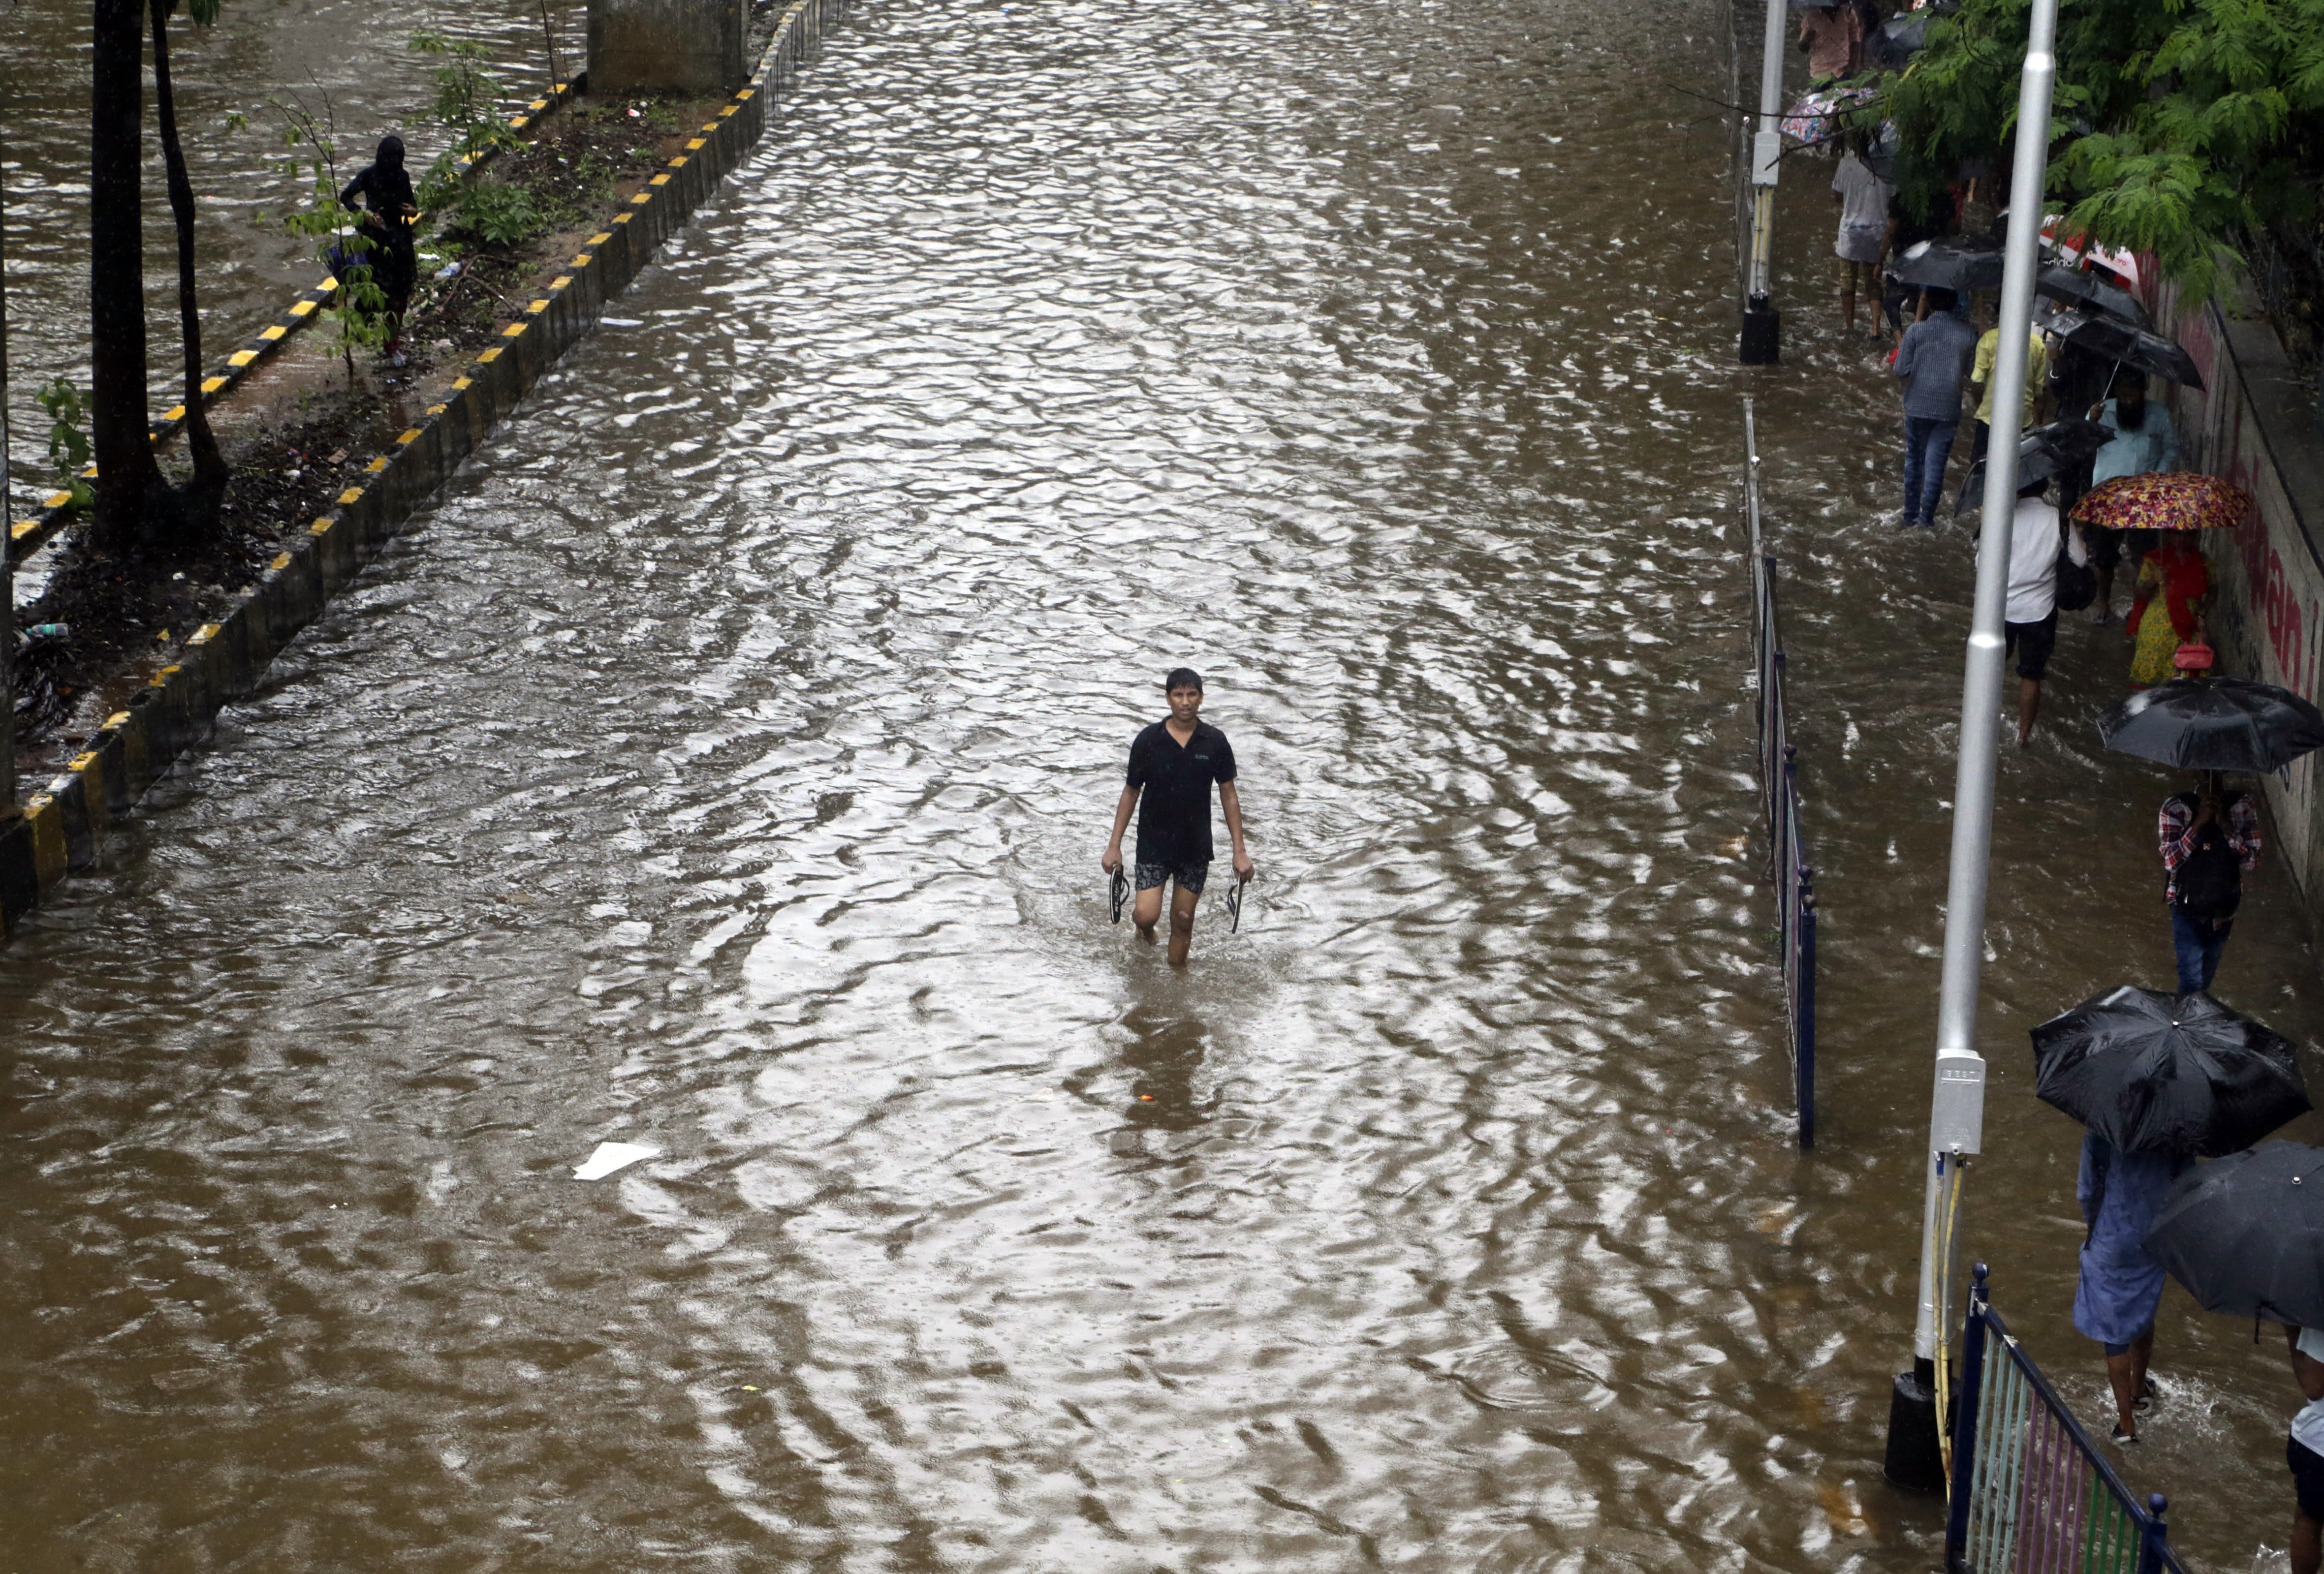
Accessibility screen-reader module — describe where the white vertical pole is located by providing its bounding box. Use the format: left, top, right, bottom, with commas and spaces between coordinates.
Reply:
1887, 0, 2058, 1491
1739, 0, 1786, 361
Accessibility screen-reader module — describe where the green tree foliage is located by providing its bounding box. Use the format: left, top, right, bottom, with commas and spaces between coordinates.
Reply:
1870, 0, 2324, 294
411, 31, 544, 247
36, 378, 94, 510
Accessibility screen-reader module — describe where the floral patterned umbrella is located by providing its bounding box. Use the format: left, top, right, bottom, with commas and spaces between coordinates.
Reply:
1779, 87, 1875, 145
2069, 471, 2251, 532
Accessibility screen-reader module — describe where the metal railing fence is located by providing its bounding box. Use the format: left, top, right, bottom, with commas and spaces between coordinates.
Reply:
1945, 1266, 2189, 1574
1744, 399, 1817, 1148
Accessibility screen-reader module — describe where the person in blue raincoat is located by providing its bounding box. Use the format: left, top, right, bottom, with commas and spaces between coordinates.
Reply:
2074, 1129, 2190, 1445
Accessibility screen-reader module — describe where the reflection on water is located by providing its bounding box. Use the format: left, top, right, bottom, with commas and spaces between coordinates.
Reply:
0, 0, 2313, 1567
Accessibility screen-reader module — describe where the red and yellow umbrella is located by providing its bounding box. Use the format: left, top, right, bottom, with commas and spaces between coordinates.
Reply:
2070, 471, 2252, 532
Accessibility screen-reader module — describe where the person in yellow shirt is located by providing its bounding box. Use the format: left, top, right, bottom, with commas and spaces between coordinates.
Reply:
1964, 322, 2049, 478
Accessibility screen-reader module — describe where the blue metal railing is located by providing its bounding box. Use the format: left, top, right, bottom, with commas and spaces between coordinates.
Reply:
1946, 1265, 2189, 1574
1744, 399, 1817, 1148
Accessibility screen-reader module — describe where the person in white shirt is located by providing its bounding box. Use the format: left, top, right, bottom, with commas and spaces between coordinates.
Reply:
1830, 138, 1892, 339
1994, 474, 2088, 745
2284, 1326, 2324, 1574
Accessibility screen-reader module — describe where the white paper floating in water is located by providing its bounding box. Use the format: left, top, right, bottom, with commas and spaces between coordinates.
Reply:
599, 317, 646, 327
573, 1142, 660, 1180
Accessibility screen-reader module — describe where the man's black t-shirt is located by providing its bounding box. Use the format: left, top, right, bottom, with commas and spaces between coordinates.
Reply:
1127, 720, 1237, 865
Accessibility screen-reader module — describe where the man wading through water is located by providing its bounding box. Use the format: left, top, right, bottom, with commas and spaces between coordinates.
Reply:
1101, 669, 1255, 965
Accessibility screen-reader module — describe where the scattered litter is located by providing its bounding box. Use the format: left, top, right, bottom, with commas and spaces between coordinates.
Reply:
434, 260, 464, 282
573, 1141, 659, 1180
600, 317, 645, 327
24, 623, 70, 639
324, 448, 347, 465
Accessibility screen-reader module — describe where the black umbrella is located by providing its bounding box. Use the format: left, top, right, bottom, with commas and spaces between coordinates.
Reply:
2035, 264, 2152, 329
2097, 677, 2324, 772
2031, 986, 2310, 1158
1870, 10, 1935, 66
1888, 239, 2006, 295
2146, 1142, 2324, 1326
1953, 418, 2113, 514
2035, 298, 2205, 390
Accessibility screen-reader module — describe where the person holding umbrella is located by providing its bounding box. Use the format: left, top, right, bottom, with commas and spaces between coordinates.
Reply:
2033, 990, 2312, 1444
2075, 1129, 2188, 1443
2126, 532, 2210, 687
2158, 772, 2261, 994
2086, 372, 2181, 622
1892, 285, 1977, 527
2145, 1144, 2324, 1557
2284, 1327, 2324, 1574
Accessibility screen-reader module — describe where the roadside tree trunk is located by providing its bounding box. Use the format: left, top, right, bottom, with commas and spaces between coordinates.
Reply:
149, 0, 227, 526
89, 0, 172, 554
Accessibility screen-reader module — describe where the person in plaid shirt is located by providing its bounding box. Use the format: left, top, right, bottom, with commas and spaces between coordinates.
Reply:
2158, 773, 2262, 994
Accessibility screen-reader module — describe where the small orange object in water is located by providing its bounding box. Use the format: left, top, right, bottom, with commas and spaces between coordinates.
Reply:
1138, 1094, 1154, 1101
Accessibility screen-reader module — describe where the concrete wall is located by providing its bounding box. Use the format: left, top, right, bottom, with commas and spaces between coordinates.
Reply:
2157, 278, 2324, 901
590, 0, 749, 96
0, 0, 845, 937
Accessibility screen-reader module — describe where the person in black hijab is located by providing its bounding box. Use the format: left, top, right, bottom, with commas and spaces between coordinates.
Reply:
339, 135, 419, 366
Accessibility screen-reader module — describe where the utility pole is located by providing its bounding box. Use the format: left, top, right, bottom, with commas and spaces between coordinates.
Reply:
1, 133, 16, 817
1738, 0, 1786, 364
1880, 0, 2060, 1492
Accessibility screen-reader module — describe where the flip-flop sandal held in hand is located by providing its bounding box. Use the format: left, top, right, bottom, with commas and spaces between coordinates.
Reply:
1225, 877, 1247, 933
1110, 866, 1130, 925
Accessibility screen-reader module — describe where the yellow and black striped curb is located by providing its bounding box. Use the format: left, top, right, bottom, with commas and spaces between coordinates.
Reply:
6, 75, 590, 570
0, 0, 847, 935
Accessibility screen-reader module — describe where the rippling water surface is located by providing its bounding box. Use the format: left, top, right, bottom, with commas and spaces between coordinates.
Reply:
0, 0, 2315, 1567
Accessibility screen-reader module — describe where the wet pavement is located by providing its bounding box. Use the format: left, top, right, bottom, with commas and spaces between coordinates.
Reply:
0, 0, 2311, 1567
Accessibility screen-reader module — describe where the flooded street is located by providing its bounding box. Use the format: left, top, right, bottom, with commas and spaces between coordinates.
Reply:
0, 0, 2313, 1566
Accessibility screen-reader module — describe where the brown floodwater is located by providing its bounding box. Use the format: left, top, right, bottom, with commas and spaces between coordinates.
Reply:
0, 0, 2310, 1567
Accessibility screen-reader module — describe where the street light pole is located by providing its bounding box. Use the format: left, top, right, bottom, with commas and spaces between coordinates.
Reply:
1, 133, 16, 818
1738, 0, 1786, 364
1881, 0, 2061, 1492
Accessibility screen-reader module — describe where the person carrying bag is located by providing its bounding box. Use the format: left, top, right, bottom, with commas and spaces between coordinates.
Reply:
2159, 774, 2261, 994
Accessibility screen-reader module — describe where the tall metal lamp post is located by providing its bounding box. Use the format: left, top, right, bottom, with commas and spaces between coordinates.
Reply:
1739, 0, 1786, 363
1880, 0, 2061, 1492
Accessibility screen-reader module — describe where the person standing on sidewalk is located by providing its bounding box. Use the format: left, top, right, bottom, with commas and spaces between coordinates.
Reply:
1994, 475, 2086, 744
1893, 286, 1977, 527
1100, 668, 1255, 966
2158, 773, 2261, 994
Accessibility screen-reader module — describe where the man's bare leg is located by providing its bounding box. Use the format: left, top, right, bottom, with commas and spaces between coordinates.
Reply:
2105, 1331, 2154, 1439
1167, 882, 1199, 966
1133, 885, 1162, 946
2018, 676, 2041, 745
